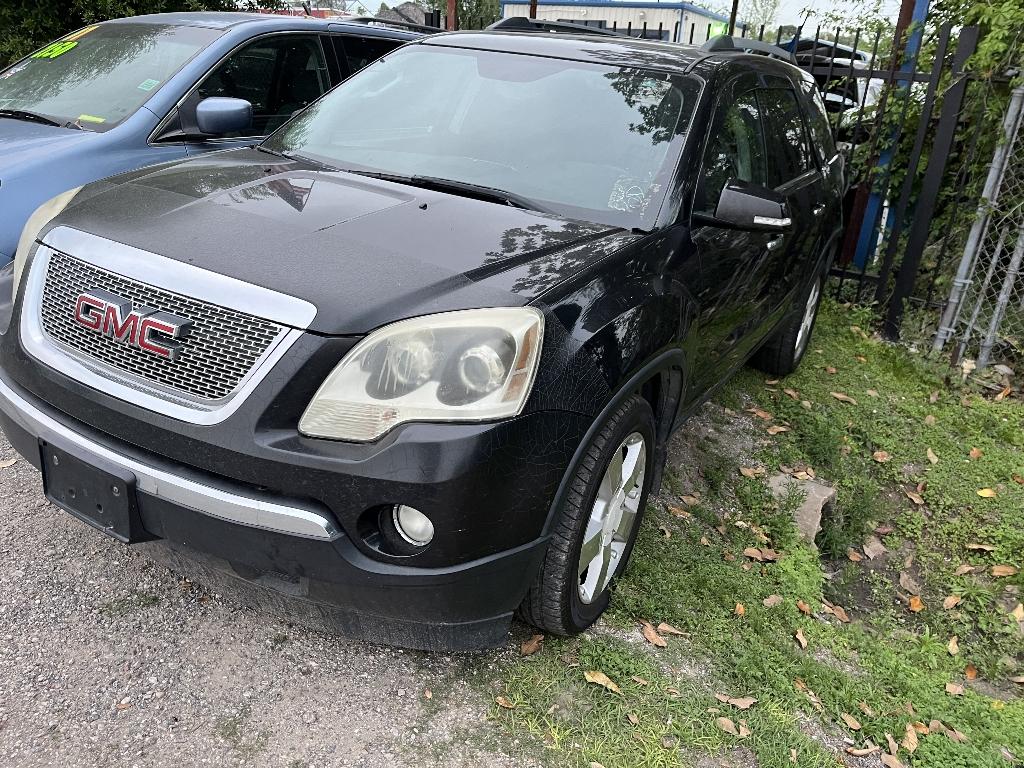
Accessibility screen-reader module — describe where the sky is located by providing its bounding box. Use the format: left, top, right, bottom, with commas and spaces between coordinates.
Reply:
771, 0, 901, 25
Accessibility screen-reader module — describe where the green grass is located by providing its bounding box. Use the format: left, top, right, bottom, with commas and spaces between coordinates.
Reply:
489, 303, 1023, 767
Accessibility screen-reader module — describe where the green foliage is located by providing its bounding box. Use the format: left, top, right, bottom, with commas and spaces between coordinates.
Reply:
419, 0, 498, 29
0, 0, 278, 68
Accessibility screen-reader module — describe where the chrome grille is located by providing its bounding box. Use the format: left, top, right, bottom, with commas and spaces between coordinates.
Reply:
39, 250, 284, 401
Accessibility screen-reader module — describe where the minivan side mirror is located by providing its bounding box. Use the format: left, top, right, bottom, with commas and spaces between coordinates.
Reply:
194, 97, 252, 136
695, 179, 792, 231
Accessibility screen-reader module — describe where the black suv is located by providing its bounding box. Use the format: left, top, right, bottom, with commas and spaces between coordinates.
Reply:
0, 24, 842, 650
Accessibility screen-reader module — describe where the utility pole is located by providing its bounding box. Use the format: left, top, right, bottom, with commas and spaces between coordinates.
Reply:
529, 0, 538, 18
447, 0, 457, 29
727, 0, 739, 35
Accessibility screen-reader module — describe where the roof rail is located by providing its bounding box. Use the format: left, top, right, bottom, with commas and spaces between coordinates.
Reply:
486, 17, 627, 37
343, 16, 441, 34
701, 35, 796, 64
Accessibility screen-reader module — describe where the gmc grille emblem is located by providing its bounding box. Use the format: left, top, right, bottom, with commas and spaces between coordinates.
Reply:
73, 289, 192, 361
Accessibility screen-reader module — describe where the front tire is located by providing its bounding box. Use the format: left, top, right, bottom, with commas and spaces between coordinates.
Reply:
752, 272, 824, 376
518, 396, 655, 635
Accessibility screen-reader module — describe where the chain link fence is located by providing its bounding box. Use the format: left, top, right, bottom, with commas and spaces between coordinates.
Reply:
933, 86, 1024, 370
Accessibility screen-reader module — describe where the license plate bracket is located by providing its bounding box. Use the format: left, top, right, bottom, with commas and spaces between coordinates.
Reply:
39, 438, 148, 544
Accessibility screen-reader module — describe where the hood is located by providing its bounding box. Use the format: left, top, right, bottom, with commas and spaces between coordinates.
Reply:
45, 148, 639, 334
0, 119, 96, 179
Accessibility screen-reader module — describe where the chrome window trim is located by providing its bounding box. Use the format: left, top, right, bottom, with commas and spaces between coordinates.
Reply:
0, 376, 339, 541
21, 228, 316, 425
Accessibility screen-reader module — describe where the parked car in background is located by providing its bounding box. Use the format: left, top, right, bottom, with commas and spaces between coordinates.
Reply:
0, 12, 422, 265
0, 24, 842, 651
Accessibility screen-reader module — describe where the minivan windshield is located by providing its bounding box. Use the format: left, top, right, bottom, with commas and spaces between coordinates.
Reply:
0, 23, 220, 131
265, 45, 701, 229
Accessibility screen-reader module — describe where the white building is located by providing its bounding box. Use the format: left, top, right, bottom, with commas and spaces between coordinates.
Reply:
499, 0, 743, 43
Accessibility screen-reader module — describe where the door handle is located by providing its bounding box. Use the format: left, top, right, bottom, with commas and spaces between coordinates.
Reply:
812, 204, 826, 217
766, 236, 784, 251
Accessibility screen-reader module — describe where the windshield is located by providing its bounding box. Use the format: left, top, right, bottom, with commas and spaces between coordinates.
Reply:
0, 23, 220, 131
265, 45, 700, 228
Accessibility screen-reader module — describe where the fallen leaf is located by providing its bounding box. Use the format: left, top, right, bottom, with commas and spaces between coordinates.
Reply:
992, 565, 1018, 577
909, 596, 925, 613
640, 620, 667, 648
840, 712, 862, 730
1010, 676, 1024, 684
924, 414, 937, 425
945, 682, 964, 696
734, 603, 746, 616
737, 720, 751, 738
631, 675, 650, 686
881, 753, 906, 768
794, 678, 823, 711
424, 688, 432, 700
790, 748, 798, 763
700, 536, 711, 546
627, 712, 639, 726
977, 488, 998, 498
969, 447, 983, 459
583, 670, 621, 695
0, 458, 17, 469
926, 447, 939, 465
743, 547, 780, 562
847, 548, 864, 562
899, 572, 922, 595
930, 390, 940, 403
797, 599, 811, 615
763, 594, 783, 608
825, 365, 838, 374
748, 407, 773, 421
846, 745, 880, 757
1013, 473, 1024, 485
1000, 747, 1016, 763
729, 696, 757, 710
668, 505, 691, 519
681, 493, 701, 506
658, 525, 671, 538
495, 695, 515, 709
657, 622, 686, 636
716, 717, 739, 736
801, 399, 812, 409
943, 595, 962, 610
995, 385, 1012, 401
946, 727, 967, 743
858, 701, 875, 716
520, 634, 544, 656
1011, 604, 1023, 622
590, 762, 607, 768
767, 425, 790, 435
784, 388, 799, 400
832, 604, 851, 623
831, 392, 858, 405
966, 542, 996, 552
954, 564, 976, 576
886, 732, 899, 754
965, 664, 978, 680
765, 378, 780, 385
905, 489, 925, 505
863, 536, 887, 560
794, 628, 807, 649
739, 466, 765, 478
948, 636, 959, 655
866, 388, 879, 397
873, 450, 891, 463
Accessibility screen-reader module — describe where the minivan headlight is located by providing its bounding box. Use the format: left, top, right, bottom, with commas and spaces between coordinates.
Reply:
13, 187, 82, 296
299, 307, 544, 442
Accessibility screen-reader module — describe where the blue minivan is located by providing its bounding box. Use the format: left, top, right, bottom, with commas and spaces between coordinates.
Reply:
0, 12, 422, 264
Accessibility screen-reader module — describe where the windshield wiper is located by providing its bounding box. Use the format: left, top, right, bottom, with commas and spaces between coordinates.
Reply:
347, 169, 549, 213
0, 108, 67, 128
254, 145, 292, 160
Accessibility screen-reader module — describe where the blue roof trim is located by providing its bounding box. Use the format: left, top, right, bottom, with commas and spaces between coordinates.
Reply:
499, 0, 734, 24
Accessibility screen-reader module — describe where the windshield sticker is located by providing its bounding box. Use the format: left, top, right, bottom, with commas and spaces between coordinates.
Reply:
607, 175, 658, 216
137, 79, 160, 92
76, 114, 106, 124
63, 25, 99, 42
32, 41, 78, 59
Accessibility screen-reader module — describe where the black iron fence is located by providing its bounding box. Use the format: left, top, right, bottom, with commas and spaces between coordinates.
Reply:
392, 15, 994, 340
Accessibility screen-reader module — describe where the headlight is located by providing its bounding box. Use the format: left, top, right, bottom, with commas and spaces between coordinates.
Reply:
13, 187, 82, 296
299, 307, 545, 442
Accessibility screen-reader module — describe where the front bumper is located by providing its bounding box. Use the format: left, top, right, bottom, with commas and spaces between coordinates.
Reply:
0, 369, 583, 650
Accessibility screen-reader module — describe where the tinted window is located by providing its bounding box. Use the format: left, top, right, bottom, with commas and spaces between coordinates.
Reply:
698, 89, 767, 212
335, 35, 401, 75
0, 23, 219, 131
197, 35, 328, 136
759, 88, 816, 186
802, 83, 838, 162
266, 46, 700, 229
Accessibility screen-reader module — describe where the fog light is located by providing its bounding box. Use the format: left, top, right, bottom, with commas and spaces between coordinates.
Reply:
392, 505, 434, 546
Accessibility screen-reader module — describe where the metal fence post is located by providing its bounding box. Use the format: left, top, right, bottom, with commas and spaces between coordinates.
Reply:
977, 227, 1024, 367
933, 85, 1024, 351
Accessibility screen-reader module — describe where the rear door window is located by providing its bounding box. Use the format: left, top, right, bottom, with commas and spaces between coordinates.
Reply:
333, 35, 402, 76
758, 88, 817, 188
801, 83, 838, 163
196, 35, 328, 136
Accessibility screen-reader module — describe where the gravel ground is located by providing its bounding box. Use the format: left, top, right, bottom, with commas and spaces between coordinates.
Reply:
0, 434, 537, 768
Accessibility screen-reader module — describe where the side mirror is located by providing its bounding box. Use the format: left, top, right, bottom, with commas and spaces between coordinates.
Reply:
711, 179, 791, 231
195, 97, 252, 136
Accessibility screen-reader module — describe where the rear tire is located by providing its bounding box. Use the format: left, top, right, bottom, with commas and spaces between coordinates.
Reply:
518, 396, 655, 635
752, 272, 824, 376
